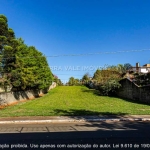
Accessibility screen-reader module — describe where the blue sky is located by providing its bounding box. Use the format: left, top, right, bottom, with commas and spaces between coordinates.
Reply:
1, 0, 150, 82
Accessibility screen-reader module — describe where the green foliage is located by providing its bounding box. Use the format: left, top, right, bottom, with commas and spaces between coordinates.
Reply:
92, 67, 122, 95
124, 63, 132, 70
0, 15, 9, 52
93, 69, 121, 83
68, 77, 80, 86
53, 76, 63, 86
0, 15, 53, 91
107, 63, 132, 75
99, 79, 121, 95
92, 63, 132, 95
9, 44, 53, 90
74, 78, 80, 85
133, 73, 150, 87
68, 77, 75, 86
82, 73, 90, 83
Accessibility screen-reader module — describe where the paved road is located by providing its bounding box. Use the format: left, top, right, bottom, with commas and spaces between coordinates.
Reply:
0, 121, 150, 149
0, 121, 147, 133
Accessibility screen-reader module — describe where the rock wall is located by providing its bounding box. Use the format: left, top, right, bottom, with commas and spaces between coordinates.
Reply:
117, 78, 150, 104
0, 82, 56, 106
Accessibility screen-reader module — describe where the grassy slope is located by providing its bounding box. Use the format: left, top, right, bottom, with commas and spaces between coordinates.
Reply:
0, 86, 150, 117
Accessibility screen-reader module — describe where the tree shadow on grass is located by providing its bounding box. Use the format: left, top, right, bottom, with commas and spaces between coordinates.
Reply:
82, 88, 150, 106
110, 96, 150, 106
81, 89, 102, 96
51, 109, 128, 119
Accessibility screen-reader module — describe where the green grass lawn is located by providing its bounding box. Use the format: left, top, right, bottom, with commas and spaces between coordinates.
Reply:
0, 86, 150, 117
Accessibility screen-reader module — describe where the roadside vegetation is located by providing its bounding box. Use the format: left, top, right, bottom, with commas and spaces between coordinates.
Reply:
0, 86, 150, 117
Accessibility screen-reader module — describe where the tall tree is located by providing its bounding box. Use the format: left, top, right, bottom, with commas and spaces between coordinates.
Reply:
68, 77, 75, 86
0, 15, 53, 91
68, 77, 80, 86
0, 15, 8, 52
82, 73, 90, 82
124, 63, 132, 71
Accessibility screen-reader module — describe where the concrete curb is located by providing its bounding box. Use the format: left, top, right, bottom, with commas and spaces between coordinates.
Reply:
0, 118, 150, 124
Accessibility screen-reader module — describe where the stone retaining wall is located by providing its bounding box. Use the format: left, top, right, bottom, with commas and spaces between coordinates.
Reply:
0, 82, 56, 106
117, 78, 150, 104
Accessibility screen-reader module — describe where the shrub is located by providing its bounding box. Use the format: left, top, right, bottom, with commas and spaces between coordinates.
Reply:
98, 79, 121, 96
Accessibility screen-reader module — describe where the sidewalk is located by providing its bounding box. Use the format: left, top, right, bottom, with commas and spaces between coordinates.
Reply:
0, 115, 150, 124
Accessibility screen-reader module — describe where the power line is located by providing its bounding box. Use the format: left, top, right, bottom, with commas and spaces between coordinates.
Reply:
0, 71, 90, 76
44, 49, 150, 57
1, 48, 150, 59
53, 74, 84, 76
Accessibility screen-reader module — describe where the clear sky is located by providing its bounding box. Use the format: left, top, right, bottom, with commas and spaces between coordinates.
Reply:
1, 0, 150, 82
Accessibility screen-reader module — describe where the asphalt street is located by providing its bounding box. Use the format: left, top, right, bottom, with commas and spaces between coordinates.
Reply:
0, 121, 150, 149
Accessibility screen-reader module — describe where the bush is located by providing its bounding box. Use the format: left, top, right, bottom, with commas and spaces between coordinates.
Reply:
98, 79, 121, 96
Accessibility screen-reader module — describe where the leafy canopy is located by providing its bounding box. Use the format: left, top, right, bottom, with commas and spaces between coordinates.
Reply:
0, 15, 53, 91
